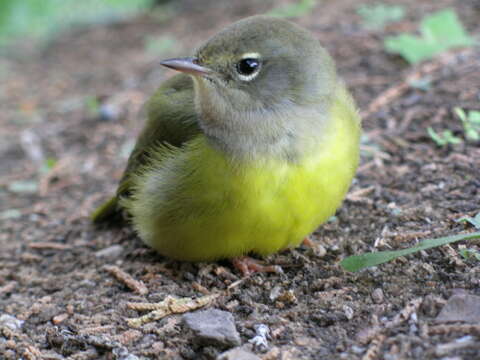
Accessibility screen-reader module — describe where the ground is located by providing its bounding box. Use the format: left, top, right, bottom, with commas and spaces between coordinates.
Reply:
1, 0, 480, 359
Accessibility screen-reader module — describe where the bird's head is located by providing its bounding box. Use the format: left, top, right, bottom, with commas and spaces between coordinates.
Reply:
160, 15, 337, 160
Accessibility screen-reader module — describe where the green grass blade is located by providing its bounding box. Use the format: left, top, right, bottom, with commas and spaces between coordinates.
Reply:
341, 231, 480, 272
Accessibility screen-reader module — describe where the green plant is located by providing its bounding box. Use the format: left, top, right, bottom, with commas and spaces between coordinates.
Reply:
357, 3, 405, 30
341, 231, 480, 272
39, 157, 57, 175
384, 9, 474, 64
456, 212, 480, 229
342, 212, 480, 272
85, 96, 101, 117
454, 107, 480, 141
427, 127, 462, 147
267, 0, 316, 18
459, 248, 480, 261
0, 0, 154, 46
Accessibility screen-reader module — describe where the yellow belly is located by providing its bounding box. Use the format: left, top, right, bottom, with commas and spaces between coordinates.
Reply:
127, 88, 360, 261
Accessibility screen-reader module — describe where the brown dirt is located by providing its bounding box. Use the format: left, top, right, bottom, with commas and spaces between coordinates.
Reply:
1, 0, 480, 359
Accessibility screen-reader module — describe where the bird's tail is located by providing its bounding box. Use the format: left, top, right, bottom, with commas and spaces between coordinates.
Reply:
91, 196, 121, 224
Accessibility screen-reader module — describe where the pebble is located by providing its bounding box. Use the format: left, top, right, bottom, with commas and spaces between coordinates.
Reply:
436, 293, 480, 323
95, 245, 124, 259
183, 308, 241, 348
217, 346, 261, 360
0, 314, 24, 331
371, 288, 384, 304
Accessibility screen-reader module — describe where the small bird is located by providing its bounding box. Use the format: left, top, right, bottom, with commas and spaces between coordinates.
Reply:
92, 15, 361, 274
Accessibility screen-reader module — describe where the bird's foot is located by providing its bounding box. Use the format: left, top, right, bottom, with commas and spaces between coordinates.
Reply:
232, 256, 283, 277
302, 237, 315, 248
301, 236, 326, 257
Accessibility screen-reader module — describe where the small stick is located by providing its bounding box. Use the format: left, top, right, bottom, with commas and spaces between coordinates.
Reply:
103, 265, 148, 295
29, 242, 71, 250
361, 50, 471, 120
362, 334, 386, 360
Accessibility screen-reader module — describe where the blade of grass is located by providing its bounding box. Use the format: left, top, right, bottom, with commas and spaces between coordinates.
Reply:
341, 231, 480, 272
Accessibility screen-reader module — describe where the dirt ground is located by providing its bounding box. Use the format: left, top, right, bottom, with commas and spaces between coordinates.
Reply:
1, 0, 480, 359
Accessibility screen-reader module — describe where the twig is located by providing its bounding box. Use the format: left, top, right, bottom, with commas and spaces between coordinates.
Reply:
78, 325, 115, 335
103, 265, 148, 295
357, 298, 423, 345
126, 294, 220, 328
346, 186, 375, 203
0, 281, 17, 294
28, 242, 71, 250
362, 334, 386, 360
429, 324, 480, 336
360, 50, 471, 120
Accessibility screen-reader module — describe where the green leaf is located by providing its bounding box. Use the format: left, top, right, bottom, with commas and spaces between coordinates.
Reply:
457, 213, 480, 229
267, 0, 316, 18
427, 127, 462, 146
357, 4, 405, 30
0, 0, 154, 47
384, 9, 474, 64
454, 106, 467, 122
341, 231, 480, 272
7, 179, 38, 194
459, 248, 480, 261
39, 157, 57, 175
455, 108, 480, 141
85, 96, 100, 116
0, 209, 22, 220
469, 111, 480, 124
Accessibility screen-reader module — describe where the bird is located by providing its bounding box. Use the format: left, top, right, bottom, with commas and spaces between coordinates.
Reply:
92, 15, 361, 275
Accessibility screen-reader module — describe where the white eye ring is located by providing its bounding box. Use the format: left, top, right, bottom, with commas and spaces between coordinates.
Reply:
236, 52, 261, 82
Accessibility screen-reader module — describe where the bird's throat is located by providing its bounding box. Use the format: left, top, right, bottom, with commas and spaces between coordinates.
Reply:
192, 76, 333, 162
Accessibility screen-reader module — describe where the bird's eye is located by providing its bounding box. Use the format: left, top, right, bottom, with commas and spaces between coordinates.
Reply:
236, 57, 261, 81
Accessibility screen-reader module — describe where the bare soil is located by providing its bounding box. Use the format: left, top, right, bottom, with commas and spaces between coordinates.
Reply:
1, 0, 480, 359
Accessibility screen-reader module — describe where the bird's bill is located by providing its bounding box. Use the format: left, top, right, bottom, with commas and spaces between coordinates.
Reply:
160, 57, 212, 76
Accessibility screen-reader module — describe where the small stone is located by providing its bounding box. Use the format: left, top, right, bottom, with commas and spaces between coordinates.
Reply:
262, 347, 281, 360
0, 314, 24, 331
248, 324, 270, 350
183, 309, 241, 348
436, 293, 480, 323
277, 290, 297, 304
269, 286, 282, 302
99, 103, 120, 121
371, 288, 384, 304
343, 305, 354, 320
52, 313, 69, 325
113, 346, 140, 360
217, 346, 261, 360
95, 245, 124, 259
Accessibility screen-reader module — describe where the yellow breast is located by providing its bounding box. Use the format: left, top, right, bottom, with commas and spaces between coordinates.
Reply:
128, 84, 360, 261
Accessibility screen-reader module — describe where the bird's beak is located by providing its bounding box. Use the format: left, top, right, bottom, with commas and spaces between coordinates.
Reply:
160, 57, 212, 76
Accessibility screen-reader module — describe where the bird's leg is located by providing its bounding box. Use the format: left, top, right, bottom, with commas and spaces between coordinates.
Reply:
232, 256, 283, 277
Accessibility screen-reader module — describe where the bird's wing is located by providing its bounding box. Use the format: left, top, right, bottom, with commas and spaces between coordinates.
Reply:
92, 74, 200, 223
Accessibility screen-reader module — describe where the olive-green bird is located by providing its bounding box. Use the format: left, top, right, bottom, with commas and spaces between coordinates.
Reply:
92, 15, 361, 272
